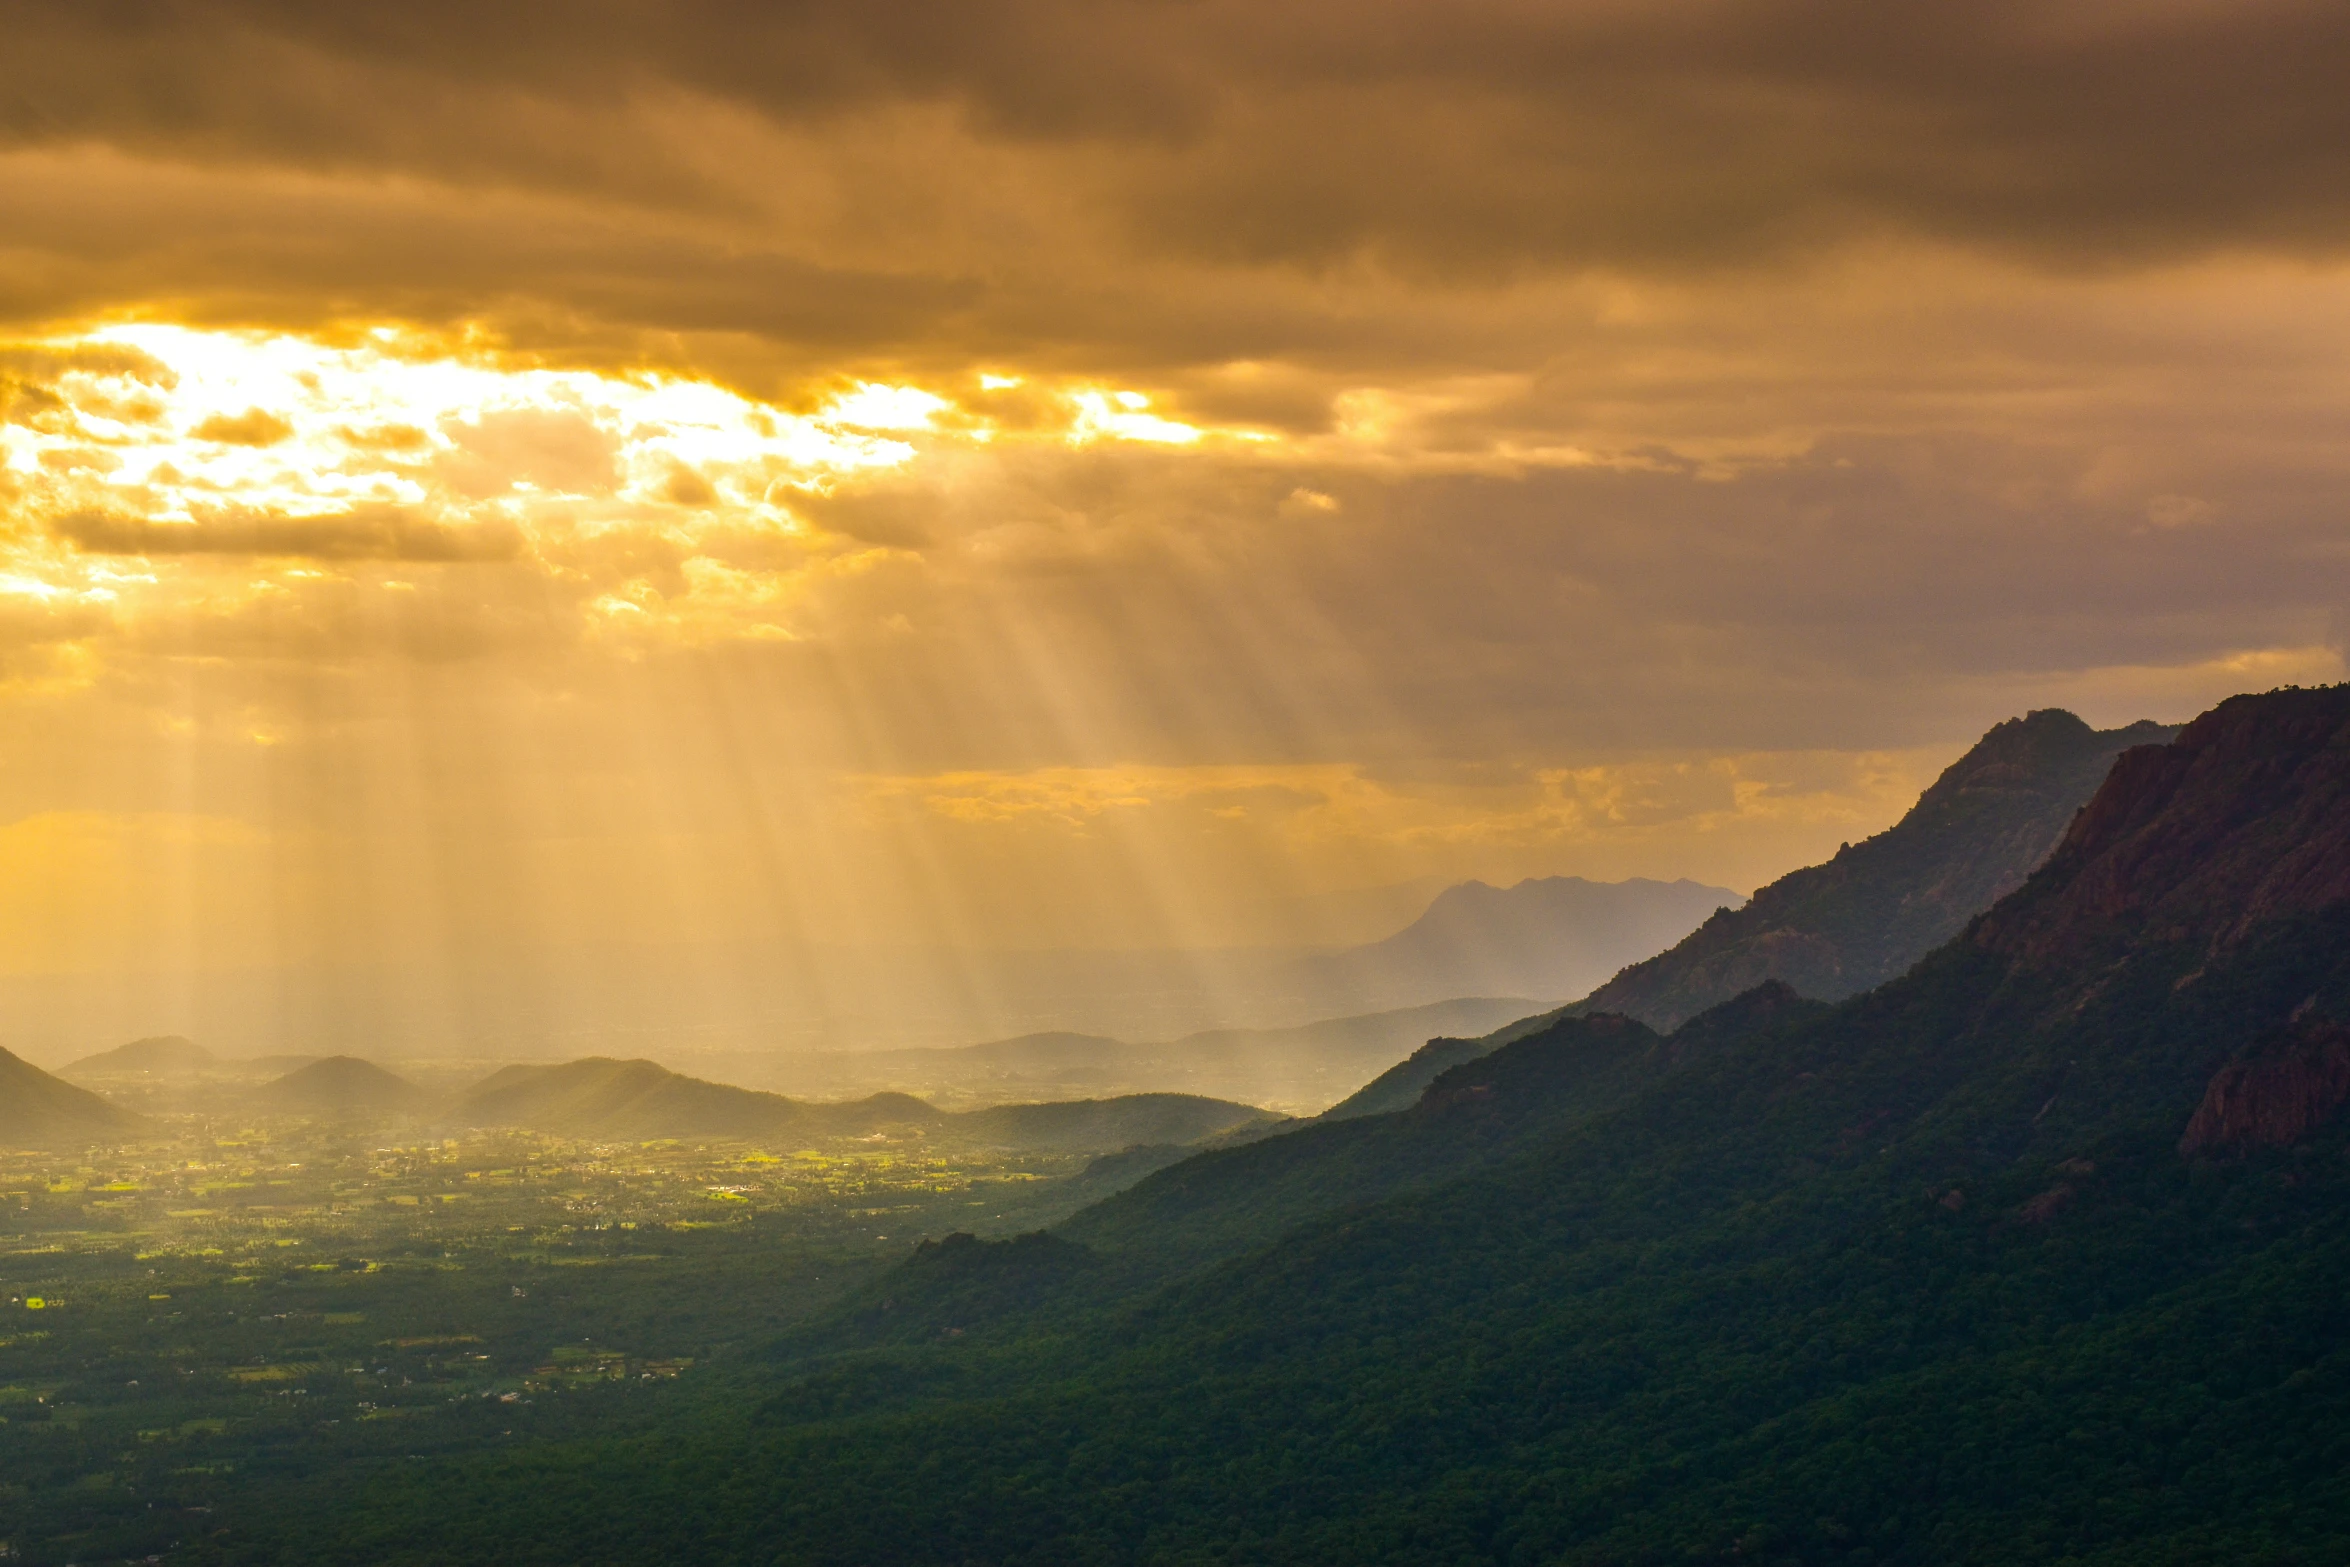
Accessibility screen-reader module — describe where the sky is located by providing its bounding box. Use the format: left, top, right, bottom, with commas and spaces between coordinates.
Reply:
2, 1, 2347, 1054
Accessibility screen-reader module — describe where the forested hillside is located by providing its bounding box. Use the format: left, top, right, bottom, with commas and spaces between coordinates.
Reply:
174, 688, 2350, 1567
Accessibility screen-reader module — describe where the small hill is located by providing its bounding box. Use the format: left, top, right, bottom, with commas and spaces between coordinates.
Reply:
783, 998, 1547, 1115
63, 1034, 214, 1078
255, 1056, 429, 1119
955, 1094, 1273, 1153
1565, 707, 2176, 1029
441, 1056, 1251, 1152
446, 1058, 814, 1141
0, 1046, 149, 1147
1295, 876, 1740, 1008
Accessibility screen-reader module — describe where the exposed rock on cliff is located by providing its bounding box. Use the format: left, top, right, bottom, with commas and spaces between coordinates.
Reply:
1976, 687, 2350, 968
2179, 1014, 2350, 1156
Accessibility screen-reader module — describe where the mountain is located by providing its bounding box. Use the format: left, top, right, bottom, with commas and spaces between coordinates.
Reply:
155, 689, 2350, 1567
768, 998, 1549, 1115
445, 1055, 1269, 1152
446, 1058, 821, 1141
62, 1034, 214, 1078
254, 1056, 430, 1119
1294, 876, 1740, 1009
1970, 689, 2350, 965
1561, 707, 2176, 1030
0, 1045, 149, 1147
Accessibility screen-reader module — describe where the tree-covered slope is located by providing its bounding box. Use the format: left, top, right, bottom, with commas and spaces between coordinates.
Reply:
1061, 983, 1826, 1275
176, 687, 2350, 1567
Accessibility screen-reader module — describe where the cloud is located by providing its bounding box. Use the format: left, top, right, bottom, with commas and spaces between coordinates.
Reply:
5, 2, 2350, 278
52, 506, 523, 562
0, 4, 2345, 994
190, 407, 295, 445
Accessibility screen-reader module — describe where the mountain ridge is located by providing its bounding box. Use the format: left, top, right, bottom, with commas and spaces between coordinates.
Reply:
1564, 707, 2176, 1028
137, 685, 2350, 1566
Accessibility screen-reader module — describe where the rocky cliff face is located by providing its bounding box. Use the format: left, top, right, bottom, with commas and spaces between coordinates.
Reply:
1571, 708, 2174, 1029
1974, 687, 2350, 967
2178, 1014, 2350, 1156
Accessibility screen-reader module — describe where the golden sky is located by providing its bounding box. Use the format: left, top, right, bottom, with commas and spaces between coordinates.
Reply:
1, 2, 2346, 1050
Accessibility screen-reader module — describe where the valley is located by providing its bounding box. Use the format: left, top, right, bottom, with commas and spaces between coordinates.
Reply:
0, 1113, 1115, 1563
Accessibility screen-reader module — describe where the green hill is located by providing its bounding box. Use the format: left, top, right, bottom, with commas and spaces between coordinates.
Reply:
0, 1046, 148, 1148
201, 687, 2350, 1566
254, 1056, 429, 1119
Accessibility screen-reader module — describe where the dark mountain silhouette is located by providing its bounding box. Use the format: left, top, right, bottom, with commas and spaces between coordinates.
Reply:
62, 1034, 213, 1078
254, 1056, 429, 1119
1295, 875, 1739, 1008
1559, 708, 2176, 1029
0, 1046, 149, 1147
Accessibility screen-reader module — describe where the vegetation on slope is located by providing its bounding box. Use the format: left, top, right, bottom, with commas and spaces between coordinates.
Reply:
174, 689, 2350, 1567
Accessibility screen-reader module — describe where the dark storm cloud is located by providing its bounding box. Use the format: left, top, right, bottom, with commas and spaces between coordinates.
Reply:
3, 1, 2349, 271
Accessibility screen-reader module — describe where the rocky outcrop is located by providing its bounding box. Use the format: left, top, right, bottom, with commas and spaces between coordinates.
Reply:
2179, 1015, 2350, 1156
1977, 687, 2350, 968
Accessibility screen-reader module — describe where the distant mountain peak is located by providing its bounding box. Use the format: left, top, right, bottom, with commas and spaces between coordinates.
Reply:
1293, 874, 1741, 1011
